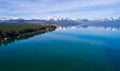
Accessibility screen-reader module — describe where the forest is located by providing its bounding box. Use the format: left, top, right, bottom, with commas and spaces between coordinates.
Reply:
0, 24, 56, 40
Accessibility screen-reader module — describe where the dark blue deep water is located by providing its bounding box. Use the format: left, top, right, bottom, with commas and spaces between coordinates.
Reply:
0, 26, 120, 71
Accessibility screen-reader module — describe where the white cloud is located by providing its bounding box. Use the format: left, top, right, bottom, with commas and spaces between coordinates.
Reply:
0, 0, 119, 18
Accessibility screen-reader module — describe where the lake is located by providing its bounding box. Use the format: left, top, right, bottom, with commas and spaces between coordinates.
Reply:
0, 26, 120, 71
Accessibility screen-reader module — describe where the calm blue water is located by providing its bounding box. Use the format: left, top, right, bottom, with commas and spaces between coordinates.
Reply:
0, 27, 120, 71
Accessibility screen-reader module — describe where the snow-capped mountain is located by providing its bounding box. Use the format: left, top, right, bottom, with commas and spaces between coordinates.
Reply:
91, 17, 120, 22
0, 17, 120, 25
0, 17, 120, 22
43, 16, 74, 21
0, 16, 120, 29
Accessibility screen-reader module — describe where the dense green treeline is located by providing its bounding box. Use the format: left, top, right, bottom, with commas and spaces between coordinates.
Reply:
0, 24, 56, 40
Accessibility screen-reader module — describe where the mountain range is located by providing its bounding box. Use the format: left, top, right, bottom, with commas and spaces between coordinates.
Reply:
0, 17, 120, 27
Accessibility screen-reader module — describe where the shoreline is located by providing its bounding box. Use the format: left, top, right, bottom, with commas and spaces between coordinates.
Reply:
1, 29, 55, 41
0, 24, 57, 41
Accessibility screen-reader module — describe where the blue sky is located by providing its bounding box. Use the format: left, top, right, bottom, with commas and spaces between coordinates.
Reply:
0, 0, 119, 19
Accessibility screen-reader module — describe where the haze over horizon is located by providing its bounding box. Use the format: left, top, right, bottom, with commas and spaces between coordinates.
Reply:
0, 0, 119, 19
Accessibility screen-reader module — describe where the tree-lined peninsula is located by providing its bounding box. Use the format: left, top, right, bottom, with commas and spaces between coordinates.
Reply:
0, 24, 57, 40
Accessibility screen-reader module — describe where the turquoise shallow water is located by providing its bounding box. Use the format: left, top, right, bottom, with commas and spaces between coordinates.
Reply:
0, 27, 120, 71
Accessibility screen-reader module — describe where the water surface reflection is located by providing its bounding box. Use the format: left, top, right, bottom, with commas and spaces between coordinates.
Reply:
0, 25, 120, 71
